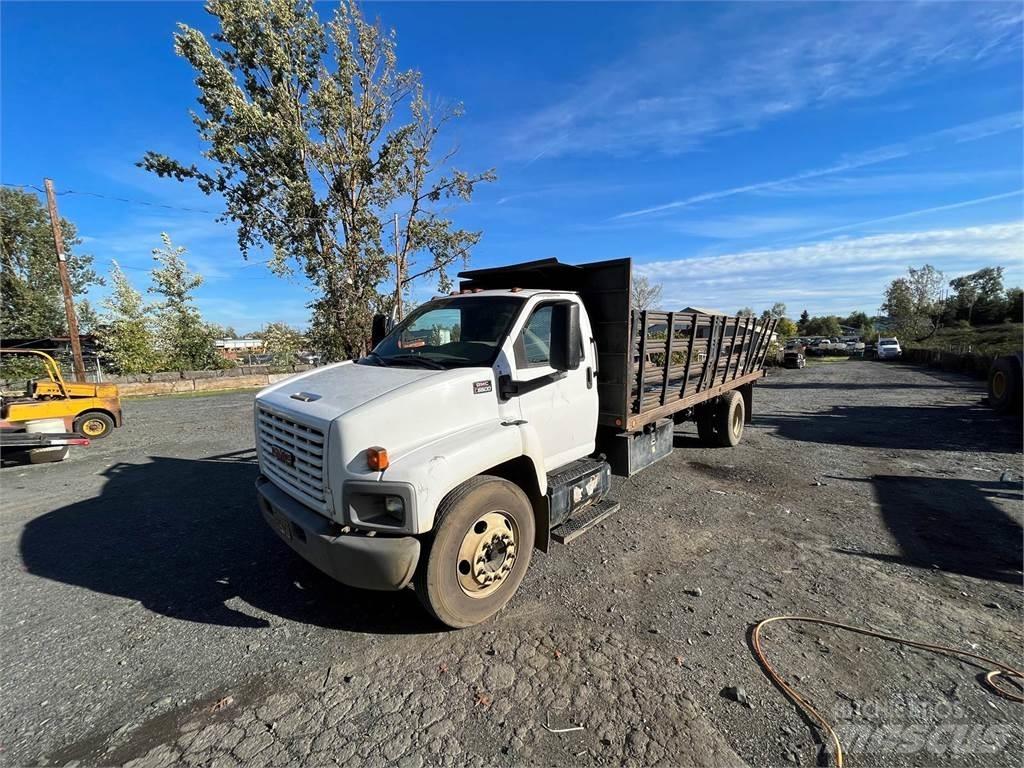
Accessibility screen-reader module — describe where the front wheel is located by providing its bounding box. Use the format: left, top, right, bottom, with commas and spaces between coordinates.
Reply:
74, 411, 115, 439
415, 476, 535, 628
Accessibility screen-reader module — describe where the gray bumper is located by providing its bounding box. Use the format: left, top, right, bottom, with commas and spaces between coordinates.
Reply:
257, 476, 420, 591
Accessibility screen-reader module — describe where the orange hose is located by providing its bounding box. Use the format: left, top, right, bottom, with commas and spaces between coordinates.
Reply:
751, 615, 1024, 768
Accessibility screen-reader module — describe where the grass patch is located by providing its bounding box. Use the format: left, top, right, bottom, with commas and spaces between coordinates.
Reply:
907, 323, 1022, 356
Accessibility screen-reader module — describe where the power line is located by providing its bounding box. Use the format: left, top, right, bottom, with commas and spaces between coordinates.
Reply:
1, 180, 422, 224
2, 181, 221, 215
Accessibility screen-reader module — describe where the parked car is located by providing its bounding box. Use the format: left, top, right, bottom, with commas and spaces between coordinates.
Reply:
877, 337, 902, 360
807, 339, 831, 357
848, 342, 866, 358
783, 349, 806, 368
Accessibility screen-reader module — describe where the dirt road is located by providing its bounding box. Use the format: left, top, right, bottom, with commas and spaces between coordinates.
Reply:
1, 360, 1021, 767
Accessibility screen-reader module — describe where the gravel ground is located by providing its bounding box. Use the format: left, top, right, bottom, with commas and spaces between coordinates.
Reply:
1, 360, 1021, 767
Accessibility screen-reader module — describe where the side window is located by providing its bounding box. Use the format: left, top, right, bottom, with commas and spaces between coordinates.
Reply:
520, 305, 553, 366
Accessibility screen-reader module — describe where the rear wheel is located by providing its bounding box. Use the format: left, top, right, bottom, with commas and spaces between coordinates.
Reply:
713, 391, 745, 447
74, 411, 115, 439
415, 476, 535, 628
988, 356, 1021, 414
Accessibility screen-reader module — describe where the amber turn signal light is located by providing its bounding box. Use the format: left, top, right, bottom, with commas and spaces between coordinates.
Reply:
367, 446, 389, 471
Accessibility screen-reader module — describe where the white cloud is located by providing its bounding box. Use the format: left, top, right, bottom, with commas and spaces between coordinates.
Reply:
753, 169, 1022, 197
613, 114, 1023, 219
510, 3, 1022, 160
634, 221, 1024, 315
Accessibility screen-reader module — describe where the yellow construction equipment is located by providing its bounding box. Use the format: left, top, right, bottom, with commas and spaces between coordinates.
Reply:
0, 349, 122, 439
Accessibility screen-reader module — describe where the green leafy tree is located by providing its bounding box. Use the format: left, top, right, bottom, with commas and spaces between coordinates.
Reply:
949, 267, 1004, 325
140, 0, 495, 361
76, 299, 101, 334
1004, 287, 1023, 324
768, 302, 786, 320
260, 322, 306, 367
148, 234, 224, 370
798, 309, 810, 332
881, 264, 944, 339
776, 317, 798, 339
100, 261, 162, 374
0, 187, 100, 339
207, 323, 239, 339
736, 307, 754, 318
803, 315, 842, 337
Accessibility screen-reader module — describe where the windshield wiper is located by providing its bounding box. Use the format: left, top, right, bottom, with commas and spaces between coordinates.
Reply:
361, 351, 390, 367
383, 354, 447, 370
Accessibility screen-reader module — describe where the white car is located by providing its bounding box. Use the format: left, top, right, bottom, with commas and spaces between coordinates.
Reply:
877, 337, 902, 360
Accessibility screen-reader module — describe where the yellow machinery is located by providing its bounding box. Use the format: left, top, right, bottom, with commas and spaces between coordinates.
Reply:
0, 349, 122, 438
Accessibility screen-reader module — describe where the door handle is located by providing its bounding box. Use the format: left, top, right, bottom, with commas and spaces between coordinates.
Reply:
586, 366, 594, 389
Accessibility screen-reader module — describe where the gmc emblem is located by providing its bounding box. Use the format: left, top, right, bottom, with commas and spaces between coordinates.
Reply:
270, 445, 295, 466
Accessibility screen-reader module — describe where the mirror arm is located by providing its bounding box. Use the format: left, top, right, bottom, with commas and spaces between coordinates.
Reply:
498, 371, 567, 400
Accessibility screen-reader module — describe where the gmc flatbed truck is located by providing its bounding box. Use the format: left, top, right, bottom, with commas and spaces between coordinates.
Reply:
255, 257, 777, 627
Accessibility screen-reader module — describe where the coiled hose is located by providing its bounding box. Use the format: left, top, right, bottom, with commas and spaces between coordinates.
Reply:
751, 615, 1024, 767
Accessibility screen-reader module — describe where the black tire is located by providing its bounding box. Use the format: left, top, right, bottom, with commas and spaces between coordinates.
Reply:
713, 391, 745, 447
695, 403, 717, 444
988, 356, 1022, 414
74, 411, 115, 439
415, 475, 535, 628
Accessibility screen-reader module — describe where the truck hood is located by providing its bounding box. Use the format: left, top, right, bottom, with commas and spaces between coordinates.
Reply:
257, 360, 442, 428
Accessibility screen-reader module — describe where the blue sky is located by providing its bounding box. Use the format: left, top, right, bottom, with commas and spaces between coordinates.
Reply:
3, 1, 1022, 331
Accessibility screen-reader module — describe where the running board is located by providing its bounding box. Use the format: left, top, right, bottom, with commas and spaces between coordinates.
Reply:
550, 498, 621, 544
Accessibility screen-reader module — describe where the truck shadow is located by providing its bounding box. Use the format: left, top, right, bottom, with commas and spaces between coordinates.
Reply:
758, 402, 1020, 453
18, 450, 438, 634
838, 475, 1023, 584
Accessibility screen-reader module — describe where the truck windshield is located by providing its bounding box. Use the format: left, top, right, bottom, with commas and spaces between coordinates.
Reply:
364, 296, 525, 369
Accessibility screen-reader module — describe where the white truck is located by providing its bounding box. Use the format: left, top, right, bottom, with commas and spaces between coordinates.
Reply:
255, 258, 777, 627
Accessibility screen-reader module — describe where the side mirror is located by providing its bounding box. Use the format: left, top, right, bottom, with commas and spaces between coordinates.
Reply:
370, 314, 390, 349
549, 301, 582, 372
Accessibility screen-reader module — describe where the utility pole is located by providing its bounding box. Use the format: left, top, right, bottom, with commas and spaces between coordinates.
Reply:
44, 178, 86, 382
393, 212, 403, 322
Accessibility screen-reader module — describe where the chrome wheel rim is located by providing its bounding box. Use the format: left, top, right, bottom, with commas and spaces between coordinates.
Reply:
456, 510, 518, 599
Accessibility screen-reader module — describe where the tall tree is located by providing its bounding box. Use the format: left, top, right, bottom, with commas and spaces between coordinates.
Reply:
768, 302, 786, 320
736, 307, 754, 318
0, 187, 99, 339
140, 0, 495, 360
881, 264, 944, 339
148, 234, 223, 370
631, 275, 663, 310
100, 262, 162, 374
949, 266, 1004, 325
798, 309, 810, 331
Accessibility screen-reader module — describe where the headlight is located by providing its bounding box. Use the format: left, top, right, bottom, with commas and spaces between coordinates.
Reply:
384, 495, 405, 515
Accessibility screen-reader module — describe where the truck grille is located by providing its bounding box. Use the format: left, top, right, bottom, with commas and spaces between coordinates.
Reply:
257, 408, 328, 510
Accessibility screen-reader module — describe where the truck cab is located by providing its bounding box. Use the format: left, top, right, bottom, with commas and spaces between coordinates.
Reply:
255, 258, 775, 627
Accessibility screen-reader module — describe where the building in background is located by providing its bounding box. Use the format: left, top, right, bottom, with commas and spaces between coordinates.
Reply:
214, 338, 265, 362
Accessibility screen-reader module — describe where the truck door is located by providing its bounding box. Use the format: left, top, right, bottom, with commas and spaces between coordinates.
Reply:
511, 298, 598, 471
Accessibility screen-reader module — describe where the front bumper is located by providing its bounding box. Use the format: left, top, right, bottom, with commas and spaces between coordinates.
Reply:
257, 476, 421, 591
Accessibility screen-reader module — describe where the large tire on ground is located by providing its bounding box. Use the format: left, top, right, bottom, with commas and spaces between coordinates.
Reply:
74, 411, 115, 439
988, 355, 1022, 414
695, 403, 717, 444
415, 475, 535, 628
712, 390, 745, 447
